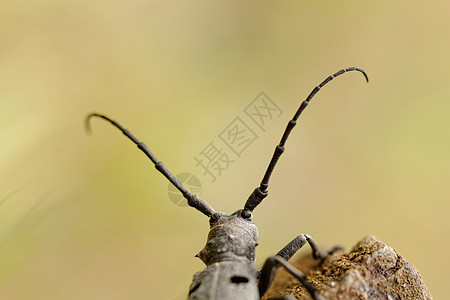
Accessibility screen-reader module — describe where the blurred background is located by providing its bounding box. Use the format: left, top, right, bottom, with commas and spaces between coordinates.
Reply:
1, 1, 449, 299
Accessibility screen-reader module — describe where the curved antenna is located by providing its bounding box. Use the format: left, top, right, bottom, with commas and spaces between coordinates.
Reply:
86, 113, 215, 217
244, 67, 369, 212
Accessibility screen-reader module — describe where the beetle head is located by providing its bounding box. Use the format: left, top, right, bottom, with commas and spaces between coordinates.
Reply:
196, 209, 259, 266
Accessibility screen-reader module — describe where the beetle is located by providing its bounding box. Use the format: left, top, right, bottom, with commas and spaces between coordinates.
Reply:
86, 67, 368, 300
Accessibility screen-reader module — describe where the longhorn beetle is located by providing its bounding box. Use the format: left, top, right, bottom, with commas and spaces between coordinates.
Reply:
86, 67, 368, 300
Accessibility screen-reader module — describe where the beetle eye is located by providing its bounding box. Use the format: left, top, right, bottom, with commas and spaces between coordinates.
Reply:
209, 214, 219, 225
241, 209, 252, 219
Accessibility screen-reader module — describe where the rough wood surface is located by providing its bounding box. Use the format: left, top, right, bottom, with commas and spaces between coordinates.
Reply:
263, 235, 432, 300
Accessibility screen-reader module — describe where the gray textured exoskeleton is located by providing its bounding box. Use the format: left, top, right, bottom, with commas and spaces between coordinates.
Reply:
86, 67, 368, 300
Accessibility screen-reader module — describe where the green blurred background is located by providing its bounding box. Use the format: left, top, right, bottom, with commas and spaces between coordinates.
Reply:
1, 1, 448, 299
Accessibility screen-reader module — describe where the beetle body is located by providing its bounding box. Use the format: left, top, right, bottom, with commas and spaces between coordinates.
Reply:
189, 260, 259, 299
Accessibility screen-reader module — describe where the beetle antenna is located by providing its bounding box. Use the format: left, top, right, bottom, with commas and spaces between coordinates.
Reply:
244, 67, 369, 212
86, 113, 215, 217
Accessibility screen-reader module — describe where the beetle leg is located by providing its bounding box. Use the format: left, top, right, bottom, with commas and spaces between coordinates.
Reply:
258, 256, 324, 300
304, 234, 343, 260
257, 233, 341, 281
275, 234, 307, 261
271, 234, 342, 263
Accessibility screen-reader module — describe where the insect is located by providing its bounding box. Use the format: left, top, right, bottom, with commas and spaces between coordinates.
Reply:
86, 67, 368, 300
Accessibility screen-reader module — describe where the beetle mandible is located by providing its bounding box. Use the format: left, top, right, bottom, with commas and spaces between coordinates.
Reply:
86, 67, 368, 300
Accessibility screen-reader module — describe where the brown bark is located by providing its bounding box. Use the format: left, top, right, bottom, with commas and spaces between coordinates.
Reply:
263, 235, 432, 300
